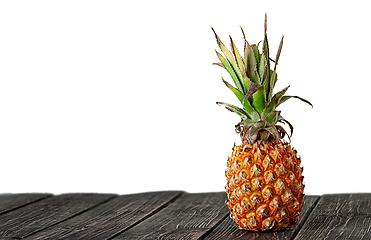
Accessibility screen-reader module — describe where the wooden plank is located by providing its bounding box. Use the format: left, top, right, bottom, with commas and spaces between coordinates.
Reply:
112, 192, 229, 240
203, 195, 320, 240
0, 193, 52, 215
22, 191, 184, 240
0, 193, 116, 239
294, 193, 371, 239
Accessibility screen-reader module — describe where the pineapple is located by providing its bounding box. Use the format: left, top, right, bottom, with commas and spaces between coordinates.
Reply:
213, 15, 312, 231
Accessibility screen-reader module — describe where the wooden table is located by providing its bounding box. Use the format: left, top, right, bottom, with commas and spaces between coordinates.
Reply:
0, 192, 370, 239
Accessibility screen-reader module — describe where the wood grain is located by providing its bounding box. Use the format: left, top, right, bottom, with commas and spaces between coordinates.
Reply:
112, 192, 229, 240
0, 193, 116, 239
23, 191, 183, 240
0, 193, 52, 215
294, 193, 371, 239
203, 195, 320, 240
1, 192, 371, 239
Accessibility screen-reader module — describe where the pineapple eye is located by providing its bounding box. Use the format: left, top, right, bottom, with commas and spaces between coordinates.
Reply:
262, 185, 275, 201
269, 196, 283, 214
241, 197, 253, 210
287, 198, 300, 213
239, 169, 249, 182
234, 160, 242, 170
250, 163, 263, 177
244, 155, 253, 165
251, 177, 264, 191
241, 182, 253, 194
249, 192, 263, 207
256, 204, 270, 219
274, 163, 286, 177
262, 217, 275, 230
264, 170, 276, 184
233, 203, 244, 218
262, 155, 274, 170
275, 207, 289, 222
274, 179, 287, 194
285, 171, 296, 186
245, 212, 259, 228
281, 188, 293, 204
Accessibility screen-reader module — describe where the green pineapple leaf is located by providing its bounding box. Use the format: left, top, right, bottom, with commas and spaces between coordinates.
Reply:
240, 25, 247, 45
230, 36, 246, 83
273, 35, 284, 72
262, 15, 271, 99
251, 44, 261, 68
262, 85, 290, 119
244, 42, 260, 84
222, 77, 245, 103
270, 69, 277, 98
278, 95, 313, 108
216, 102, 250, 120
278, 116, 294, 137
242, 75, 251, 94
215, 50, 244, 93
252, 86, 266, 114
262, 32, 270, 76
213, 28, 245, 93
240, 26, 260, 85
259, 54, 267, 80
243, 82, 261, 103
212, 62, 225, 69
243, 100, 260, 120
265, 110, 281, 127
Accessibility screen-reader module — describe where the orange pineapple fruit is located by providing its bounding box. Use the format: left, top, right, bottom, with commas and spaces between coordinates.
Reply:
212, 15, 312, 231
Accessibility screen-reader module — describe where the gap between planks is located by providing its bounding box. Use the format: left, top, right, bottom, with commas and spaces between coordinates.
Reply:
106, 191, 186, 240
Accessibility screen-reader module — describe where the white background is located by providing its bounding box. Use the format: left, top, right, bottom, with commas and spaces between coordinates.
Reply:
0, 1, 370, 195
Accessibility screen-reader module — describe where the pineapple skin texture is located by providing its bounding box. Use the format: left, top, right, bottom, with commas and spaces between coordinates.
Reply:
225, 141, 305, 231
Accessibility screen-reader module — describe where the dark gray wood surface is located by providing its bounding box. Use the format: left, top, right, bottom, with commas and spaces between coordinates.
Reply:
0, 192, 370, 239
112, 192, 228, 240
0, 193, 51, 215
203, 195, 320, 240
294, 193, 371, 240
0, 193, 116, 239
23, 191, 183, 240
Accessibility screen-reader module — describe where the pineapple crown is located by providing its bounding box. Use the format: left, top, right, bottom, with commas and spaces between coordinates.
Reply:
213, 14, 312, 144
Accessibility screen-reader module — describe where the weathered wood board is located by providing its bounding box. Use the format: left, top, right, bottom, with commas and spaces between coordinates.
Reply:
294, 193, 371, 240
23, 191, 183, 240
1, 192, 371, 239
204, 195, 320, 240
112, 192, 229, 240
